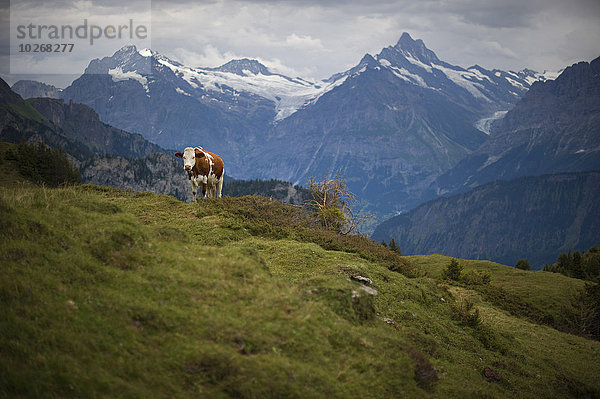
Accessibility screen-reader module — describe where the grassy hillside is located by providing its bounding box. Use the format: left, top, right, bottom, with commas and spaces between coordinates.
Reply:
1, 162, 600, 397
407, 255, 589, 330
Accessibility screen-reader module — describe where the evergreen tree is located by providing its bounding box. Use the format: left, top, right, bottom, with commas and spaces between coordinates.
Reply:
442, 258, 463, 281
585, 248, 600, 282
515, 258, 530, 270
557, 253, 570, 274
571, 251, 584, 279
388, 239, 402, 255
6, 142, 81, 186
564, 283, 600, 340
544, 246, 600, 282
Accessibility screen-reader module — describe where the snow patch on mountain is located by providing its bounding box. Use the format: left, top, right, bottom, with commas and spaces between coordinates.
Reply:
475, 110, 509, 134
506, 68, 562, 87
433, 64, 490, 101
387, 55, 492, 100
403, 53, 434, 73
138, 48, 153, 57
108, 67, 148, 91
379, 58, 429, 88
466, 67, 493, 83
175, 87, 191, 96
525, 70, 562, 84
505, 74, 526, 90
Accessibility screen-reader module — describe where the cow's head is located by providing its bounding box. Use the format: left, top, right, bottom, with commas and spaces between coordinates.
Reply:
174, 147, 205, 178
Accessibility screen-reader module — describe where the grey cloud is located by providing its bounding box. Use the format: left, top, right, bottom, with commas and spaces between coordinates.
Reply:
442, 0, 547, 28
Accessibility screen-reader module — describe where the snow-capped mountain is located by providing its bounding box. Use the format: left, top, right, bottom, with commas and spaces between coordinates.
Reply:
246, 33, 560, 215
60, 34, 552, 138
150, 51, 349, 121
84, 45, 344, 122
57, 33, 557, 217
61, 46, 275, 168
512, 68, 563, 86
332, 33, 551, 122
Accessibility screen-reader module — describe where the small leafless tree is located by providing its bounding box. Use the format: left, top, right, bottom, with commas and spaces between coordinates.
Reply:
306, 174, 371, 235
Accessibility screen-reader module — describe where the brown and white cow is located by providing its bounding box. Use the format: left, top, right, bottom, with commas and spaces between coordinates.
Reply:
174, 146, 224, 201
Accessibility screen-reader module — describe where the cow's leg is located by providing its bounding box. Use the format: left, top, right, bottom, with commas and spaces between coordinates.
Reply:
202, 183, 207, 198
216, 178, 223, 198
191, 179, 200, 203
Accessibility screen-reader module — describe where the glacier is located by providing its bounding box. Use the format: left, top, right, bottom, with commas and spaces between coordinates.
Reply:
151, 51, 346, 121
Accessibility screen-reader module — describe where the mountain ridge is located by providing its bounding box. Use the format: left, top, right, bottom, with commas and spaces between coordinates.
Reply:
372, 55, 599, 266
431, 55, 600, 198
373, 171, 600, 268
12, 33, 567, 218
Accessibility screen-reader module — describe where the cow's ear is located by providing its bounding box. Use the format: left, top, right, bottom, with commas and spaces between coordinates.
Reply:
195, 152, 205, 158
174, 152, 183, 158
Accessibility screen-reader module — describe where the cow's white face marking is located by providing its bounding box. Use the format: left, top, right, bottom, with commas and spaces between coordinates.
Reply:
182, 147, 196, 171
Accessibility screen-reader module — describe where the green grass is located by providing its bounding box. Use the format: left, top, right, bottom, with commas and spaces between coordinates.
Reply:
9, 100, 51, 125
0, 143, 30, 187
1, 179, 599, 398
407, 254, 586, 324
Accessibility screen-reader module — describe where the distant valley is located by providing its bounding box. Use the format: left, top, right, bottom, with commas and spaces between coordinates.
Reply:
374, 56, 600, 267
373, 171, 600, 268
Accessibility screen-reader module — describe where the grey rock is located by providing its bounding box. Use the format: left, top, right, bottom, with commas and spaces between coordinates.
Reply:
359, 285, 378, 296
350, 275, 373, 285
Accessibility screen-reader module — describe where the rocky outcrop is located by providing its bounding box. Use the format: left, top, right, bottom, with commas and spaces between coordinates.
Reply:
27, 97, 167, 158
81, 153, 192, 201
12, 80, 61, 100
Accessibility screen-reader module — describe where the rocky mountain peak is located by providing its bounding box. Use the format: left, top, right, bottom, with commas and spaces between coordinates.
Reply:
84, 45, 151, 75
337, 53, 380, 79
213, 58, 272, 76
393, 32, 440, 64
115, 44, 138, 56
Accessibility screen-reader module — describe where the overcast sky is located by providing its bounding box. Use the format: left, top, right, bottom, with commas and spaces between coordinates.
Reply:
2, 0, 599, 87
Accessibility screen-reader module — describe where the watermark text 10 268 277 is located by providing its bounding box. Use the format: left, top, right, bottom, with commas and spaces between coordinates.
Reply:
18, 43, 75, 53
